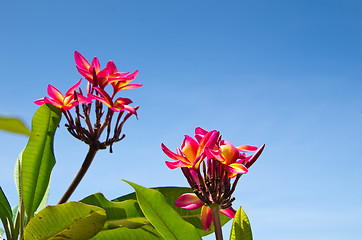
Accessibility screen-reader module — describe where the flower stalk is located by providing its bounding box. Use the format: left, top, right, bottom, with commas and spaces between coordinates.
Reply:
210, 204, 223, 240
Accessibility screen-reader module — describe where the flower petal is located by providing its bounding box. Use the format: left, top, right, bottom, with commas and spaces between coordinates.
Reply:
161, 143, 189, 162
106, 60, 117, 74
227, 163, 248, 175
117, 84, 143, 91
175, 193, 203, 210
245, 144, 265, 169
90, 57, 100, 73
76, 66, 93, 82
65, 79, 82, 98
195, 127, 208, 136
47, 85, 64, 103
165, 160, 192, 169
237, 145, 258, 152
201, 206, 213, 231
205, 147, 224, 162
219, 141, 240, 165
197, 130, 219, 156
123, 105, 138, 119
74, 51, 90, 70
220, 207, 236, 218
34, 98, 46, 105
44, 96, 63, 109
88, 94, 112, 108
181, 135, 199, 163
93, 87, 113, 106
76, 94, 93, 104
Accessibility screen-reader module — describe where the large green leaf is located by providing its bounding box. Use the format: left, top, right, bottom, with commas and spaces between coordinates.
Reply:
92, 225, 162, 240
230, 206, 252, 240
0, 117, 30, 136
24, 202, 106, 240
0, 187, 13, 240
81, 193, 162, 239
124, 180, 202, 240
113, 186, 231, 237
21, 104, 61, 220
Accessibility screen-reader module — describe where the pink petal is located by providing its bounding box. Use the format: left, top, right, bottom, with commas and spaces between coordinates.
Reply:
175, 193, 203, 210
197, 130, 220, 156
227, 163, 248, 175
47, 85, 64, 103
34, 98, 46, 105
220, 207, 236, 218
90, 57, 100, 73
165, 160, 191, 169
88, 94, 112, 108
237, 145, 258, 152
181, 135, 199, 162
126, 70, 139, 80
65, 79, 82, 98
161, 143, 188, 162
106, 60, 117, 74
205, 147, 224, 162
76, 94, 93, 104
245, 144, 265, 169
123, 105, 138, 119
201, 205, 213, 231
117, 84, 143, 91
93, 87, 113, 106
195, 127, 208, 136
74, 51, 90, 70
76, 66, 93, 82
114, 97, 133, 105
219, 141, 240, 165
44, 96, 63, 109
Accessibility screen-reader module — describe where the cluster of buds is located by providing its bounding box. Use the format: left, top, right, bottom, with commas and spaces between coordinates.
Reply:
35, 51, 142, 152
161, 127, 264, 230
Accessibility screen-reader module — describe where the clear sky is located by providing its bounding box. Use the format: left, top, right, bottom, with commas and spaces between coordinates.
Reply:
1, 0, 362, 239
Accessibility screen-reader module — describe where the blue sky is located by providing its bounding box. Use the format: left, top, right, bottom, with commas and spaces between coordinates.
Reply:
1, 0, 362, 239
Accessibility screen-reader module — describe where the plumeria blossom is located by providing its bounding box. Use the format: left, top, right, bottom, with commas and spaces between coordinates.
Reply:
89, 87, 138, 117
175, 193, 235, 231
34, 79, 91, 111
161, 130, 220, 169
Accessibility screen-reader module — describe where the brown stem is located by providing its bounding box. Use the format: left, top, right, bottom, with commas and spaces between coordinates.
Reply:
58, 146, 98, 204
210, 204, 223, 240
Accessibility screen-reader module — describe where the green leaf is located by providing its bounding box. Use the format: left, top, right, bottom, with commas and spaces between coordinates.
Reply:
81, 193, 144, 229
123, 180, 202, 240
21, 104, 61, 220
80, 193, 162, 239
92, 225, 162, 240
0, 187, 12, 225
0, 227, 4, 237
113, 186, 231, 237
230, 206, 252, 240
0, 117, 30, 136
24, 201, 106, 240
0, 187, 13, 240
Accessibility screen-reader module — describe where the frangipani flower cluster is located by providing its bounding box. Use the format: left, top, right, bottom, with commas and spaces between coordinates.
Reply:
35, 51, 142, 151
162, 127, 265, 231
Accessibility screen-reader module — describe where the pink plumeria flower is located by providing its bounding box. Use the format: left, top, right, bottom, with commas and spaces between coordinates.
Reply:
34, 79, 91, 111
74, 51, 109, 88
161, 130, 220, 169
88, 87, 138, 117
175, 193, 235, 231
